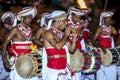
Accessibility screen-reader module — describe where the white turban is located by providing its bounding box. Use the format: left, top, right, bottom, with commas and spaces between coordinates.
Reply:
40, 12, 52, 26
1, 11, 17, 27
69, 7, 85, 16
99, 11, 113, 26
1, 11, 14, 22
47, 10, 67, 30
17, 6, 37, 21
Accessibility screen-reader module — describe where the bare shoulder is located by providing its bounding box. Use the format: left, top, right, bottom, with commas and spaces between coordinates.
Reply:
9, 27, 18, 34
96, 27, 102, 31
38, 27, 44, 32
44, 30, 54, 40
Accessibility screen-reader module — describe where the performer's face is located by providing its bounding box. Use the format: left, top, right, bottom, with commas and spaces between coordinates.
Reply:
22, 15, 32, 26
103, 17, 112, 25
71, 13, 80, 23
58, 19, 67, 30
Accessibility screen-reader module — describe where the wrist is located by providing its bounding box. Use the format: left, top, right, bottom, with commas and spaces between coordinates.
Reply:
72, 38, 77, 43
64, 35, 68, 39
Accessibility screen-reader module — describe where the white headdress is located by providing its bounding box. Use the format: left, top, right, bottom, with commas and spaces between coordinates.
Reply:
1, 11, 17, 27
69, 7, 85, 16
47, 10, 67, 30
99, 11, 113, 26
40, 12, 52, 27
17, 6, 37, 21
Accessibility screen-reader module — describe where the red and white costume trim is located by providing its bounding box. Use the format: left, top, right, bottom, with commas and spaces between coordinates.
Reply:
67, 19, 81, 30
17, 23, 32, 40
67, 18, 85, 50
9, 41, 32, 57
50, 27, 64, 39
97, 25, 114, 48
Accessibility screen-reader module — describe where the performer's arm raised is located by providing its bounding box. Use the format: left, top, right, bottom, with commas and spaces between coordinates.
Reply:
44, 27, 71, 50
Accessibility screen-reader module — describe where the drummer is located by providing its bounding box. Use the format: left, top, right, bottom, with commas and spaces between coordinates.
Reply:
42, 10, 78, 80
67, 7, 96, 80
93, 11, 117, 80
2, 6, 39, 80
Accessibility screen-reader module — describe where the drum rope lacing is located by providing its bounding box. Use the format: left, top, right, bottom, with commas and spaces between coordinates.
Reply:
113, 47, 120, 65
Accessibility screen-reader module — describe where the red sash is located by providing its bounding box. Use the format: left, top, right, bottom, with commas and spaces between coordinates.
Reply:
46, 48, 67, 69
83, 28, 89, 41
9, 41, 32, 57
97, 36, 112, 48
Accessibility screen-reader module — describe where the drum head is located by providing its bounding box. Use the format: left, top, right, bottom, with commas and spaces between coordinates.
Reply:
100, 49, 112, 66
15, 54, 35, 78
70, 49, 84, 72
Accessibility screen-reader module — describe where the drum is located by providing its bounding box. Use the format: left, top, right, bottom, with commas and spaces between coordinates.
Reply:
15, 51, 42, 78
81, 48, 102, 73
70, 48, 102, 73
70, 49, 84, 72
102, 46, 120, 66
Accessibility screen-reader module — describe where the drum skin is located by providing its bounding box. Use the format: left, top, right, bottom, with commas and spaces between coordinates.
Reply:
16, 54, 35, 78
70, 49, 84, 72
15, 51, 42, 78
100, 49, 112, 66
101, 46, 120, 66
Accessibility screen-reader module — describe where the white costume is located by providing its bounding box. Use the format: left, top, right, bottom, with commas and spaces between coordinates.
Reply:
97, 11, 117, 80
0, 53, 10, 80
42, 10, 71, 80
9, 6, 39, 80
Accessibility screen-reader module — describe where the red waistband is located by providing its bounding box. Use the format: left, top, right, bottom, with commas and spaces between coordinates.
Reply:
9, 42, 32, 57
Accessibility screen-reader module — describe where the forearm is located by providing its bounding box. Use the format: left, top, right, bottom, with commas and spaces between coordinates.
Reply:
2, 44, 8, 62
93, 34, 98, 41
33, 39, 43, 47
69, 38, 76, 53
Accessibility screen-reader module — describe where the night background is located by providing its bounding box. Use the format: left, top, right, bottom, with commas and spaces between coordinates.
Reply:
0, 0, 120, 31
